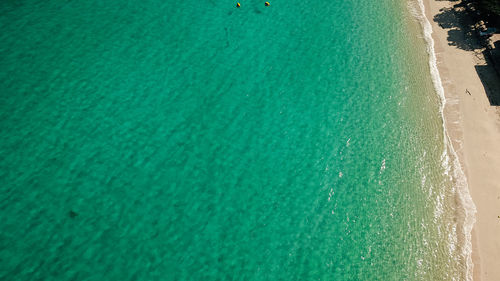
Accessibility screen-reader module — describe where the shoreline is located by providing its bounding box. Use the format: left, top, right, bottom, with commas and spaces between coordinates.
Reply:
423, 0, 500, 280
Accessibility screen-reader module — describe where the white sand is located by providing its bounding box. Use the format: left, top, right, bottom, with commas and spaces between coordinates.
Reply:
425, 0, 500, 280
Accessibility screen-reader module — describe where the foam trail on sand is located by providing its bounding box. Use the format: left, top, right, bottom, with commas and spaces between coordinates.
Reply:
408, 0, 477, 280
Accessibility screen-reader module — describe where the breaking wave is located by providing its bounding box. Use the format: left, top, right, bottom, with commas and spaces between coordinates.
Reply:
408, 0, 477, 280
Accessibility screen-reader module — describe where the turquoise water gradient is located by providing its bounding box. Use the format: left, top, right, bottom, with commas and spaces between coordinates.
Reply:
1, 0, 467, 280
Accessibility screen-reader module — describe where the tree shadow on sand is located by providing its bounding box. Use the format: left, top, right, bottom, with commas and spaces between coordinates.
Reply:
433, 4, 483, 51
433, 2, 500, 106
475, 49, 500, 105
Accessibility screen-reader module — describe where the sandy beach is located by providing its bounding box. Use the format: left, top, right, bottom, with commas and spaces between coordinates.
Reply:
425, 0, 500, 279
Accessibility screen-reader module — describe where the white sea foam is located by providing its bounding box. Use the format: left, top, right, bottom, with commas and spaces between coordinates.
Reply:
379, 159, 386, 174
408, 1, 477, 280
328, 188, 334, 201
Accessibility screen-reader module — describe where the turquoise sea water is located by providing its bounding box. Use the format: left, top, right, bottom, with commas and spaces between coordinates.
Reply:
1, 0, 469, 280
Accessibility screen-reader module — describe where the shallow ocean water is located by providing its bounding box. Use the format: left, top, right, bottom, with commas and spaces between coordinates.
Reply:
0, 0, 468, 280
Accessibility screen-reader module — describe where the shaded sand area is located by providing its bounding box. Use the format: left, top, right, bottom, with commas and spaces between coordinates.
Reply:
425, 0, 500, 279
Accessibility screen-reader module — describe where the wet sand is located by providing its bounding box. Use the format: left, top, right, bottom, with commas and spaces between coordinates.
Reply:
425, 0, 500, 280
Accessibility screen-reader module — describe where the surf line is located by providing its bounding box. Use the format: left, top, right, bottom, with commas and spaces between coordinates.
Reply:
409, 1, 477, 280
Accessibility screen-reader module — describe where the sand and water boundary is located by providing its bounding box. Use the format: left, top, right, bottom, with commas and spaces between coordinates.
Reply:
420, 0, 500, 280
